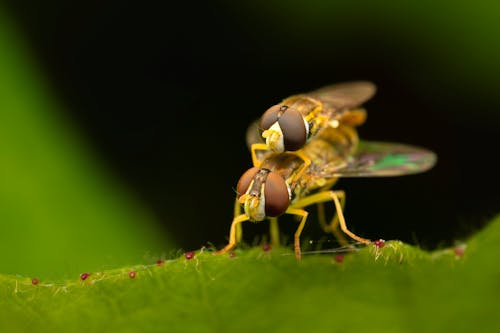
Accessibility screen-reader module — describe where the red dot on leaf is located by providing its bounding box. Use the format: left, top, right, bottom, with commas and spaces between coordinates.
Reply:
334, 255, 344, 263
80, 273, 90, 281
129, 271, 136, 279
454, 246, 465, 257
373, 239, 385, 248
262, 244, 271, 252
156, 259, 165, 266
229, 252, 236, 258
185, 251, 195, 260
32, 278, 39, 285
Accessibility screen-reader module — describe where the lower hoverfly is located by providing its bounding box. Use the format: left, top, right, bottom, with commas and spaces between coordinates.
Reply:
216, 84, 436, 259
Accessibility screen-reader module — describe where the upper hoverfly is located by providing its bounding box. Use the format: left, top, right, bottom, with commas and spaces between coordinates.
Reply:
252, 81, 375, 158
216, 82, 436, 260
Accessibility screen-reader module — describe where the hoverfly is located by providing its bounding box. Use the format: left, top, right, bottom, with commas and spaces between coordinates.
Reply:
251, 81, 375, 165
216, 82, 436, 260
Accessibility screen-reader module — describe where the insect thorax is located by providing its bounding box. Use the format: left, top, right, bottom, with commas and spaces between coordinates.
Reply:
282, 95, 324, 138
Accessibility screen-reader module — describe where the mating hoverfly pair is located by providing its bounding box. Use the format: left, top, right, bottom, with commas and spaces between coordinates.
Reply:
216, 82, 436, 259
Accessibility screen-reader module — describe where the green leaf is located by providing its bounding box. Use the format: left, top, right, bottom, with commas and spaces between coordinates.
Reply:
0, 7, 174, 279
2, 215, 499, 333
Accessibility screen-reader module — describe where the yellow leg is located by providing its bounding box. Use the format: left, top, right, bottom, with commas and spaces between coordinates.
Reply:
252, 140, 310, 181
291, 150, 311, 182
317, 202, 328, 231
329, 217, 349, 246
250, 143, 269, 167
216, 214, 250, 255
269, 217, 280, 246
292, 190, 370, 245
234, 197, 244, 243
320, 191, 349, 246
285, 208, 309, 260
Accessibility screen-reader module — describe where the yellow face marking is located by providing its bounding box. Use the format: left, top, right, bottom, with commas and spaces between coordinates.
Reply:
261, 129, 275, 139
262, 123, 284, 152
249, 196, 259, 209
238, 193, 251, 204
239, 180, 267, 221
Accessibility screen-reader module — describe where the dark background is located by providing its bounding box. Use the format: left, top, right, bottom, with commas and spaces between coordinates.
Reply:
4, 0, 499, 250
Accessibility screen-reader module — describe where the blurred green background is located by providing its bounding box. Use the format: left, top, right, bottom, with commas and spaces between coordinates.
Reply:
0, 8, 173, 279
1, 0, 499, 278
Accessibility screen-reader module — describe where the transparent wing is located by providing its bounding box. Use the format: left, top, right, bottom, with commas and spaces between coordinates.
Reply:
307, 81, 376, 109
319, 141, 437, 178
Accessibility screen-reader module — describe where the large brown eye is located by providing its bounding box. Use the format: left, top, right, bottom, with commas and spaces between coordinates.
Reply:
264, 171, 290, 216
278, 108, 307, 151
260, 104, 283, 130
236, 167, 259, 197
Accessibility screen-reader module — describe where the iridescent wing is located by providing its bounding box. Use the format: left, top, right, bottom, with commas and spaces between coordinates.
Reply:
307, 81, 376, 109
318, 141, 437, 178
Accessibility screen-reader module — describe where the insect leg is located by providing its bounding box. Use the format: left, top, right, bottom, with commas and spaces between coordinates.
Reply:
317, 202, 328, 231
316, 200, 348, 245
269, 217, 280, 247
250, 143, 269, 167
285, 207, 309, 260
234, 197, 243, 243
234, 197, 280, 247
326, 191, 349, 246
216, 214, 250, 255
328, 190, 370, 244
290, 150, 311, 182
292, 191, 370, 245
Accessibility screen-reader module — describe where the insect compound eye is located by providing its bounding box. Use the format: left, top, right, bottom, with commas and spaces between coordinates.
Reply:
236, 167, 260, 197
260, 104, 285, 130
260, 104, 307, 151
264, 171, 290, 217
277, 108, 307, 151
